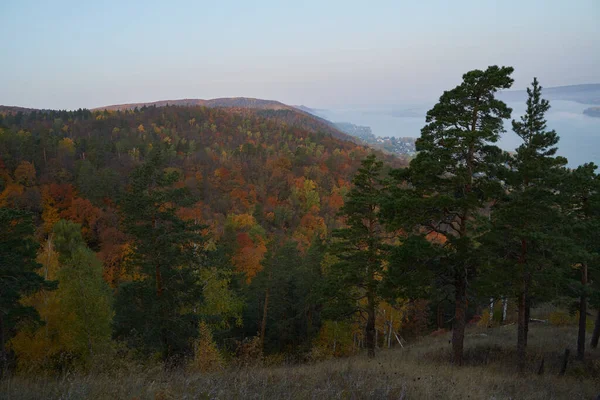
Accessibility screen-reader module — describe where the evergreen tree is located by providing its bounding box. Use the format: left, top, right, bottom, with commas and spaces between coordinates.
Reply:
113, 148, 207, 363
0, 209, 55, 376
385, 66, 514, 365
323, 154, 388, 358
482, 78, 568, 369
561, 163, 600, 360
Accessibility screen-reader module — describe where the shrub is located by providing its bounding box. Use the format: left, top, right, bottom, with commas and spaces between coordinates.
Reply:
188, 321, 223, 373
548, 311, 576, 326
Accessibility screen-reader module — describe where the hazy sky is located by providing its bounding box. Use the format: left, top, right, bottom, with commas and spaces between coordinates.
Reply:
1, 0, 599, 110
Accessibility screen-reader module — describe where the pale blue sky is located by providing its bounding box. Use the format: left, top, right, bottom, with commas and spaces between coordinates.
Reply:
1, 0, 599, 109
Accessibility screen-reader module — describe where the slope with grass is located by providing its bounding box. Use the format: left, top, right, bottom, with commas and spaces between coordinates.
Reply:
2, 324, 598, 400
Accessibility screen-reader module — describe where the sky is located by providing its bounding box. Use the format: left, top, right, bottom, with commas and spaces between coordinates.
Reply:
1, 0, 599, 110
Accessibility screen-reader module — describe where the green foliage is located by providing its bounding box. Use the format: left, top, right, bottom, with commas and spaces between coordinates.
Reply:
0, 209, 56, 374
241, 239, 325, 356
113, 148, 208, 362
323, 154, 388, 357
10, 220, 112, 373
480, 78, 569, 308
384, 66, 515, 364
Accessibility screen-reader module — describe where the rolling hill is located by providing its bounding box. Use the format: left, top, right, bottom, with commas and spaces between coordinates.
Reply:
92, 97, 353, 141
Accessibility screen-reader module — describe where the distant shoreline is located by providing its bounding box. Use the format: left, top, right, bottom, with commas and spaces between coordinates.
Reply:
583, 107, 600, 118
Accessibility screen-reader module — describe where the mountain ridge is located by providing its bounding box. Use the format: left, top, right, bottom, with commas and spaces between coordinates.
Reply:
91, 97, 293, 112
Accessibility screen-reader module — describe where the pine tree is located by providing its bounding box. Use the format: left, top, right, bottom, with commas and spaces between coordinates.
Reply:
561, 163, 600, 360
0, 209, 55, 376
386, 66, 514, 365
323, 154, 388, 358
113, 148, 207, 363
482, 78, 568, 369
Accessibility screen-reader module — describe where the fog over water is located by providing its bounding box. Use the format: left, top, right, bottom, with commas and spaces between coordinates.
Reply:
319, 100, 600, 168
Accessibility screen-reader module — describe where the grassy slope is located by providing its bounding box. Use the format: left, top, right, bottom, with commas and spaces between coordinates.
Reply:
3, 324, 598, 400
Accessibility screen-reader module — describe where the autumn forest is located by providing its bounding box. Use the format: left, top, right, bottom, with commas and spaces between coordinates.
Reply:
1, 66, 599, 398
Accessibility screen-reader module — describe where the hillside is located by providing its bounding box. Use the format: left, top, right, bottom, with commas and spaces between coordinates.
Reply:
92, 97, 293, 112
0, 104, 401, 279
0, 105, 48, 114
92, 97, 353, 141
3, 323, 598, 399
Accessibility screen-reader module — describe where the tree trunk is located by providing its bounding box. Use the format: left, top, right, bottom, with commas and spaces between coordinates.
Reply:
502, 297, 508, 324
260, 285, 270, 349
517, 291, 526, 370
590, 309, 600, 349
452, 271, 467, 366
366, 295, 376, 358
0, 312, 6, 379
524, 293, 531, 347
388, 315, 393, 348
577, 263, 588, 360
517, 275, 530, 371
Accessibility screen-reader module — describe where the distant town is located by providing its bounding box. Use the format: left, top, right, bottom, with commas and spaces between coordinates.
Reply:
334, 122, 417, 157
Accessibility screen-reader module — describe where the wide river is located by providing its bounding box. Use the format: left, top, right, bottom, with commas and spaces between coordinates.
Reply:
319, 100, 600, 168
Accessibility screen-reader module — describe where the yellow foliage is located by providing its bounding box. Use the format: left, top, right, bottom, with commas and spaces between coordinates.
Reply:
311, 320, 357, 360
58, 138, 75, 155
188, 321, 223, 373
549, 311, 577, 326
478, 310, 493, 328
14, 161, 36, 186
198, 268, 243, 329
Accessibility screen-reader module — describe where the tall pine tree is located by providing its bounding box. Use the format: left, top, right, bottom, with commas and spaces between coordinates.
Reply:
387, 66, 514, 365
114, 148, 207, 363
483, 78, 568, 369
561, 163, 600, 360
323, 155, 388, 358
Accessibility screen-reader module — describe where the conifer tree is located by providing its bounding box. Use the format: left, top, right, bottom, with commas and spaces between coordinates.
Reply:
323, 154, 388, 358
482, 78, 568, 369
385, 66, 514, 365
0, 209, 55, 376
561, 163, 600, 360
114, 147, 208, 362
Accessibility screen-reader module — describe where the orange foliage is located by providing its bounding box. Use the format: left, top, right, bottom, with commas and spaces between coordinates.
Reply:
327, 192, 344, 210
293, 213, 327, 252
60, 198, 101, 242
425, 231, 447, 244
97, 227, 133, 287
232, 232, 267, 282
214, 167, 231, 180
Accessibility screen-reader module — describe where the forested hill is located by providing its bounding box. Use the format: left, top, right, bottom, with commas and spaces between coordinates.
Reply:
90, 97, 352, 141
92, 97, 293, 112
0, 105, 401, 281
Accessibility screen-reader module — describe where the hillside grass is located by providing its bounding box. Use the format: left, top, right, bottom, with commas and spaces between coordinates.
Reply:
2, 323, 599, 400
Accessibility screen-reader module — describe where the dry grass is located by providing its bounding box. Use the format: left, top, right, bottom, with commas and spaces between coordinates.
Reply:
2, 324, 599, 400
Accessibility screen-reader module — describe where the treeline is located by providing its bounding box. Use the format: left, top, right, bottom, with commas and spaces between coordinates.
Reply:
0, 66, 599, 376
327, 69, 600, 369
